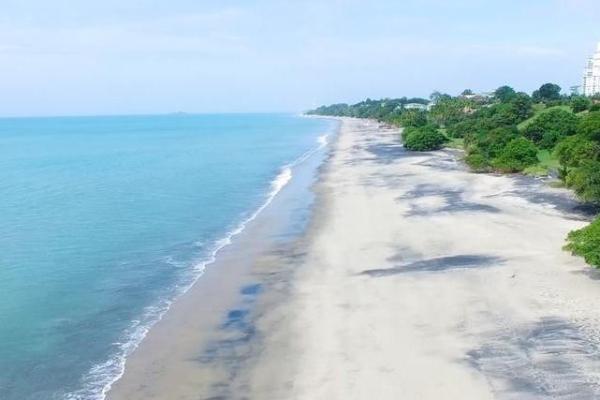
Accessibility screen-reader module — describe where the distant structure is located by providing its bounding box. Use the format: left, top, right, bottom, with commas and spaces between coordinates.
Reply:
583, 42, 600, 96
404, 103, 428, 111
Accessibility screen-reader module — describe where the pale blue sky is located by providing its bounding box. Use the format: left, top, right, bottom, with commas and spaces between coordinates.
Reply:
0, 0, 599, 116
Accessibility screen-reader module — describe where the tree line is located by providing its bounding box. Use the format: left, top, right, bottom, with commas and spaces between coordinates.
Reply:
307, 85, 600, 268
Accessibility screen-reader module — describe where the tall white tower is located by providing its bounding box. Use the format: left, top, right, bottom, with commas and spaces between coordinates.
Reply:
583, 42, 600, 96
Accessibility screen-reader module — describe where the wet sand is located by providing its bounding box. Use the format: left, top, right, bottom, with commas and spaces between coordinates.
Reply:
109, 117, 600, 399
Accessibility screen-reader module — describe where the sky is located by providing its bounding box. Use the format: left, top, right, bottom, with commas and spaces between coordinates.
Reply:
0, 0, 599, 117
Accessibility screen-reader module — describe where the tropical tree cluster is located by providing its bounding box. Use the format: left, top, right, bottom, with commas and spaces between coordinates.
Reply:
307, 97, 429, 123
402, 125, 448, 151
308, 84, 600, 268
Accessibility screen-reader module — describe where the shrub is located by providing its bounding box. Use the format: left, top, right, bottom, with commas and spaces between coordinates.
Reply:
523, 108, 578, 148
401, 126, 419, 141
403, 125, 448, 151
590, 104, 600, 112
554, 135, 600, 169
450, 117, 496, 140
464, 152, 490, 172
492, 137, 539, 172
565, 160, 600, 203
578, 111, 600, 141
473, 126, 519, 159
571, 96, 592, 113
564, 217, 600, 268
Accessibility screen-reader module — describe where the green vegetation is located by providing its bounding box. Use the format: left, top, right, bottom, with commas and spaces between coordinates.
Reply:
571, 96, 592, 113
403, 125, 448, 151
522, 108, 578, 149
564, 217, 600, 268
532, 83, 562, 104
492, 137, 539, 172
446, 137, 464, 149
308, 83, 600, 268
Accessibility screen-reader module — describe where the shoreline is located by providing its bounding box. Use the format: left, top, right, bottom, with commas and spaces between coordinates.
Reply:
105, 118, 341, 400
111, 117, 600, 399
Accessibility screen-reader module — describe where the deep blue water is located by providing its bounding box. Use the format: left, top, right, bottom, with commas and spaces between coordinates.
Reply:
0, 113, 334, 400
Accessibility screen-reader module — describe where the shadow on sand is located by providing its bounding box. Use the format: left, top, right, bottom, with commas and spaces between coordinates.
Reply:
468, 316, 600, 399
359, 254, 503, 277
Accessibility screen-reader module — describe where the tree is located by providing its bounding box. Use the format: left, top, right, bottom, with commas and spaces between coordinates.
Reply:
465, 152, 490, 172
430, 91, 452, 103
473, 126, 519, 159
578, 111, 600, 141
403, 125, 448, 151
555, 135, 600, 169
494, 86, 517, 103
429, 96, 474, 126
522, 108, 579, 149
532, 83, 562, 103
510, 92, 534, 121
571, 96, 592, 113
399, 110, 428, 128
492, 137, 539, 172
461, 89, 474, 96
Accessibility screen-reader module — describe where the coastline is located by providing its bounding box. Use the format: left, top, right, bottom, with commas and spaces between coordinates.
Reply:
105, 117, 340, 400
111, 117, 600, 399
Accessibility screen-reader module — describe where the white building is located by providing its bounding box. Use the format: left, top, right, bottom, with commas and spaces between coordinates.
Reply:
583, 42, 600, 96
404, 103, 428, 111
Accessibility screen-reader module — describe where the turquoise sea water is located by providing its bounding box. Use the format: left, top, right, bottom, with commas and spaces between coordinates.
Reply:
0, 113, 334, 400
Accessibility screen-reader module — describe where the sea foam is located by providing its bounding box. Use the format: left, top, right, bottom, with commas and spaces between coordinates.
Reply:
64, 131, 332, 400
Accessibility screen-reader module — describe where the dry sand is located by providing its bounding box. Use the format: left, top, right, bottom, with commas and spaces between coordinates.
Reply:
109, 117, 600, 399
241, 118, 600, 399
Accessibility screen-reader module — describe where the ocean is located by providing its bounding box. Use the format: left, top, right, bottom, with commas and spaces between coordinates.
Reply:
0, 113, 335, 400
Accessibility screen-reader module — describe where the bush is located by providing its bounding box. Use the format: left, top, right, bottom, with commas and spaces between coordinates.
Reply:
590, 104, 600, 112
401, 126, 419, 141
578, 111, 600, 141
565, 160, 600, 203
465, 152, 490, 172
523, 108, 578, 148
564, 217, 600, 268
449, 117, 496, 139
571, 96, 592, 113
491, 137, 539, 172
403, 125, 448, 151
472, 126, 519, 159
555, 135, 600, 169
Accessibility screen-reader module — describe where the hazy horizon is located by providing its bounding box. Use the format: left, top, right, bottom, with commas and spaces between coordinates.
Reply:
1, 0, 599, 117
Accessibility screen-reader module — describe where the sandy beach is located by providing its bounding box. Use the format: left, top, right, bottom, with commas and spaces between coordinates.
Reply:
110, 117, 600, 399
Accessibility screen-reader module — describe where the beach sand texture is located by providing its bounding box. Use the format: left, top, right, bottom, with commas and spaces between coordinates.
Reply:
110, 118, 600, 399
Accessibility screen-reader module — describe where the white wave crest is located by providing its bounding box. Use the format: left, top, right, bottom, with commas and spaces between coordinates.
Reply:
65, 131, 332, 400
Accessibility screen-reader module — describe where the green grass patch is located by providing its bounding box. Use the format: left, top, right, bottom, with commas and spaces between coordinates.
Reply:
536, 149, 560, 169
445, 137, 464, 149
522, 149, 560, 177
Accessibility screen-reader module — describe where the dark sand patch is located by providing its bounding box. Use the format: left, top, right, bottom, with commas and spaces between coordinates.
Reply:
468, 317, 600, 399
